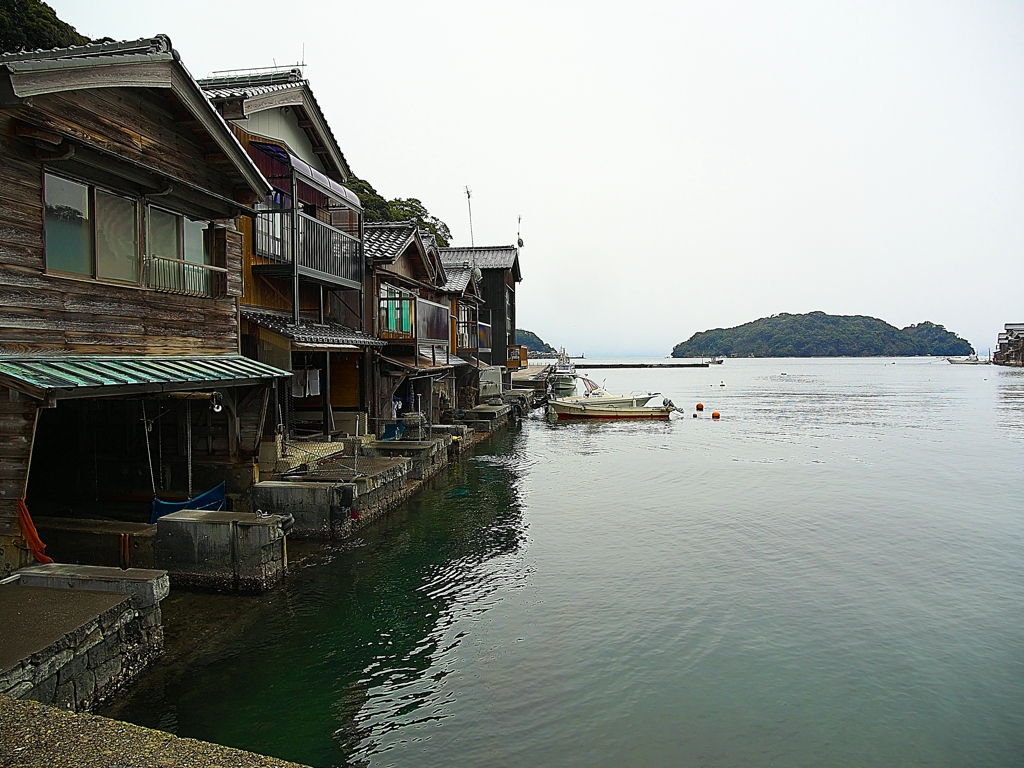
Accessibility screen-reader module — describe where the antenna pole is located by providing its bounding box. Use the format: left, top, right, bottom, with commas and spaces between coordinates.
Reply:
465, 186, 475, 247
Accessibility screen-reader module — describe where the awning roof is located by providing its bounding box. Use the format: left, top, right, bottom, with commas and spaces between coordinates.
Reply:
251, 142, 361, 209
0, 355, 290, 401
379, 353, 456, 374
243, 310, 386, 349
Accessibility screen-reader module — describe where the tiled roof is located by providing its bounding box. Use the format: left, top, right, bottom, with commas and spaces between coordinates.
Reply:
0, 36, 173, 63
442, 266, 473, 293
363, 222, 419, 263
0, 36, 271, 201
201, 81, 299, 100
439, 245, 518, 270
243, 309, 385, 348
197, 69, 351, 181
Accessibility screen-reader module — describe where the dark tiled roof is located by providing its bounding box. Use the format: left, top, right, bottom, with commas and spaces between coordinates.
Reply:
200, 81, 298, 100
442, 266, 473, 293
363, 222, 419, 263
0, 36, 173, 63
439, 245, 518, 270
243, 309, 385, 348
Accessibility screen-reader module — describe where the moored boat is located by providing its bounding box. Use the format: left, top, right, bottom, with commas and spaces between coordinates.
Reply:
557, 376, 660, 408
947, 353, 989, 365
548, 398, 678, 421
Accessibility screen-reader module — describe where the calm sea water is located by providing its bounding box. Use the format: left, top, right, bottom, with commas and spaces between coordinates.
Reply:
104, 358, 1024, 767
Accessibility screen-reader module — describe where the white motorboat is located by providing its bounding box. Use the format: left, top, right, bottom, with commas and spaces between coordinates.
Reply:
557, 376, 660, 408
947, 353, 989, 365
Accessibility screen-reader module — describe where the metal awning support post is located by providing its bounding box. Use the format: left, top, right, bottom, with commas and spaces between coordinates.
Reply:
291, 172, 300, 325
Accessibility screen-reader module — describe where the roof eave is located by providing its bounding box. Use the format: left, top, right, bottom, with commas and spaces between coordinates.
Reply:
2, 54, 271, 200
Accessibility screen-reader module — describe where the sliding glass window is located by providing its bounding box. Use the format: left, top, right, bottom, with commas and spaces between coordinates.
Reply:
44, 174, 93, 275
95, 190, 138, 283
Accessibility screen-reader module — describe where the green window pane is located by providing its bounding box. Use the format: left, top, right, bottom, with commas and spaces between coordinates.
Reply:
96, 191, 138, 283
45, 174, 93, 275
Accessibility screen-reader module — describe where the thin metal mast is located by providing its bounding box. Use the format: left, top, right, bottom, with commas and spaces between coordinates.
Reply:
465, 186, 475, 246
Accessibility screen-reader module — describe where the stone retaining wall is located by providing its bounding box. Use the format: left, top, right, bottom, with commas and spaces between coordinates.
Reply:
0, 594, 162, 712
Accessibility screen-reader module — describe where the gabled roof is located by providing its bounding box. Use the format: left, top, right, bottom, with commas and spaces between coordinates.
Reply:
364, 222, 447, 287
243, 309, 384, 349
198, 69, 351, 182
364, 222, 419, 263
440, 245, 521, 282
0, 36, 271, 202
442, 267, 473, 293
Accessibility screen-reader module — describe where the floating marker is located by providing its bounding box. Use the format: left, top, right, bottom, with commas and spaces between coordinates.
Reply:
712, 411, 721, 420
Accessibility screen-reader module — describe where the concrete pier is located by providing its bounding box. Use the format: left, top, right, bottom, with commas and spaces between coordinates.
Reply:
154, 511, 287, 592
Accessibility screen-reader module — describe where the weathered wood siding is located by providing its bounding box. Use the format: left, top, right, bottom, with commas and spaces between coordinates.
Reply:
16, 88, 238, 200
0, 101, 241, 356
0, 387, 39, 573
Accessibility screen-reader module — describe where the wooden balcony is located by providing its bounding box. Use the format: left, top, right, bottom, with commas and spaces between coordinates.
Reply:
379, 294, 451, 352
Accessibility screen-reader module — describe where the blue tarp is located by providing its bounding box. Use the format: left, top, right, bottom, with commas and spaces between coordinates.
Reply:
149, 482, 226, 524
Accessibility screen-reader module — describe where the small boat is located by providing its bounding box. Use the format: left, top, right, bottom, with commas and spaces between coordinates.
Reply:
709, 356, 724, 365
548, 398, 678, 421
547, 348, 577, 397
947, 353, 989, 365
557, 376, 660, 408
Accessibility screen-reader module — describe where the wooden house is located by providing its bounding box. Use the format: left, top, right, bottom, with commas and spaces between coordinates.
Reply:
438, 245, 525, 375
363, 222, 462, 429
199, 69, 383, 438
0, 37, 289, 572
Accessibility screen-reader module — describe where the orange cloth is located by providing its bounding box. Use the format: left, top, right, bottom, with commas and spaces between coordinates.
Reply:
16, 498, 53, 564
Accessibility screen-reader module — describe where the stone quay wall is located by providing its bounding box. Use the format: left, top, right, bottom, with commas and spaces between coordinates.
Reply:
0, 594, 162, 712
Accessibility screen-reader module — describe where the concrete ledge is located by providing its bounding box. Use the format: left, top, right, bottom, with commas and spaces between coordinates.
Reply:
155, 511, 286, 592
0, 585, 163, 711
14, 563, 169, 610
251, 481, 352, 539
0, 694, 309, 767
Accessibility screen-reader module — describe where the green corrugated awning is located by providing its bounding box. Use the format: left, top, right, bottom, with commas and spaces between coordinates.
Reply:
0, 355, 291, 401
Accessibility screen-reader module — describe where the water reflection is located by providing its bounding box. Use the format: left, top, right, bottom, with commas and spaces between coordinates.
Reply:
997, 368, 1024, 432
102, 432, 529, 768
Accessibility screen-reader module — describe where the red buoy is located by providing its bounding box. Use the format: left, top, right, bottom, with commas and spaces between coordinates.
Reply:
711, 411, 721, 420
696, 403, 704, 411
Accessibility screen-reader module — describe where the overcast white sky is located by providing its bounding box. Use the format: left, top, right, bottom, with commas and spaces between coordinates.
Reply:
59, 1, 1023, 355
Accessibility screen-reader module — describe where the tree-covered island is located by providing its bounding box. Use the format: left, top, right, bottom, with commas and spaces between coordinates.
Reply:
671, 312, 973, 358
516, 329, 557, 355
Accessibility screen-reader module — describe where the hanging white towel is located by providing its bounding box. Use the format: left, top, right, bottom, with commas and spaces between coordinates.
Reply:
307, 369, 321, 397
292, 370, 307, 398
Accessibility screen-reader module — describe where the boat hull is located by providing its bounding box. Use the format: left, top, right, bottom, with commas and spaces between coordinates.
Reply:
548, 400, 674, 420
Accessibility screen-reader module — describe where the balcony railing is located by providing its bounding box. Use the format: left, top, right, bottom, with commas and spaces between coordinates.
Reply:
457, 318, 478, 352
417, 297, 450, 345
379, 294, 451, 349
145, 255, 226, 298
478, 321, 492, 352
379, 295, 416, 340
253, 208, 361, 288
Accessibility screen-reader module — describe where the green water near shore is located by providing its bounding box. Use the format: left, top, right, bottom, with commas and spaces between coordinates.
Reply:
104, 358, 1024, 767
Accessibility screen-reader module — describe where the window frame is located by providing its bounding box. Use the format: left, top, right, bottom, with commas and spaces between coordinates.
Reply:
42, 170, 216, 295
